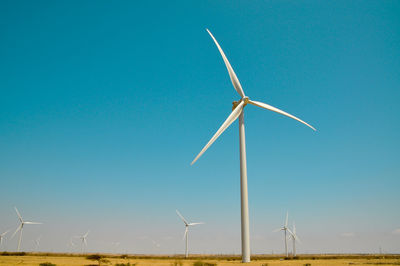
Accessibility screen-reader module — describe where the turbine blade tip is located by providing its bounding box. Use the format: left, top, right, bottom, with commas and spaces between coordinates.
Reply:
191, 157, 199, 165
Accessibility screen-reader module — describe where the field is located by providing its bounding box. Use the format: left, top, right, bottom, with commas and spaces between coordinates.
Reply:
0, 253, 399, 266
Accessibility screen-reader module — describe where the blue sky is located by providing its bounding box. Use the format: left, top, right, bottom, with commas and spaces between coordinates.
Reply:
0, 0, 399, 254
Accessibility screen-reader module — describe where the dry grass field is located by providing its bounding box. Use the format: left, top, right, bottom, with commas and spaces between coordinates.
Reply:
0, 253, 399, 266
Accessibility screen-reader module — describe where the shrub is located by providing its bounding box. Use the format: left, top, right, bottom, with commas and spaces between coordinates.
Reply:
86, 254, 110, 265
1, 252, 26, 256
193, 261, 217, 266
171, 261, 183, 266
115, 263, 136, 266
87, 254, 103, 261
304, 264, 312, 266
39, 263, 56, 266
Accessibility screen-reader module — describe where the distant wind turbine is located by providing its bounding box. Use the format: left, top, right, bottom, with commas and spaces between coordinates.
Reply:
190, 29, 315, 263
67, 237, 76, 252
111, 241, 120, 254
274, 212, 292, 257
176, 210, 203, 258
0, 230, 9, 249
75, 231, 89, 253
11, 207, 42, 251
33, 235, 41, 251
289, 222, 301, 256
151, 239, 160, 249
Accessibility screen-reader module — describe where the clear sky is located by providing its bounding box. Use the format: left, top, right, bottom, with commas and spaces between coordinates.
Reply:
0, 0, 399, 255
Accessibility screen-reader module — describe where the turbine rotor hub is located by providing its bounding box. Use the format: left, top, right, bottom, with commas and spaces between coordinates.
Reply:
232, 97, 249, 110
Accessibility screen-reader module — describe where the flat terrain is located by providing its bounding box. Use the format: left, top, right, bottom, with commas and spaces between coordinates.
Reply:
0, 254, 399, 266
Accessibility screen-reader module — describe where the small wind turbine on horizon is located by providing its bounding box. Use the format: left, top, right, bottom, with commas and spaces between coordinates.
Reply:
190, 29, 316, 263
75, 230, 89, 253
67, 238, 74, 251
0, 230, 9, 249
11, 207, 42, 252
150, 239, 161, 250
274, 212, 292, 257
289, 222, 301, 257
111, 241, 120, 254
176, 210, 203, 258
33, 235, 41, 251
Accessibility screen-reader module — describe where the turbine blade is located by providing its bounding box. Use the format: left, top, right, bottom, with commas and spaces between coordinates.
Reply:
84, 230, 90, 238
1, 230, 9, 237
191, 101, 244, 165
285, 212, 288, 227
248, 100, 316, 131
287, 228, 294, 236
188, 222, 204, 226
14, 207, 23, 222
24, 222, 42, 225
272, 228, 282, 233
11, 225, 21, 239
206, 29, 245, 98
176, 210, 188, 225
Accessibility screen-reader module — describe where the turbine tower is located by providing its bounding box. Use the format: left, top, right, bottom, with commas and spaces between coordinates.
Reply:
274, 212, 291, 257
289, 222, 301, 257
191, 29, 316, 263
11, 207, 42, 252
176, 210, 203, 258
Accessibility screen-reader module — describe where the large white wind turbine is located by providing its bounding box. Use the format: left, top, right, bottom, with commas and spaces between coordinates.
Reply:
274, 212, 292, 257
11, 207, 42, 252
191, 29, 316, 262
289, 222, 301, 257
176, 210, 203, 258
0, 230, 9, 249
75, 230, 90, 253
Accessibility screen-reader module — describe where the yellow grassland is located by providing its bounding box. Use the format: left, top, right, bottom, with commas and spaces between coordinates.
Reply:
0, 253, 399, 266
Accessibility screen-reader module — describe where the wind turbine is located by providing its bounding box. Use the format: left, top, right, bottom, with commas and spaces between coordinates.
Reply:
150, 239, 160, 250
190, 29, 316, 262
11, 207, 42, 252
75, 230, 89, 253
111, 241, 120, 254
0, 230, 9, 249
176, 210, 203, 258
289, 222, 301, 257
274, 212, 292, 257
67, 237, 76, 252
33, 235, 41, 251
